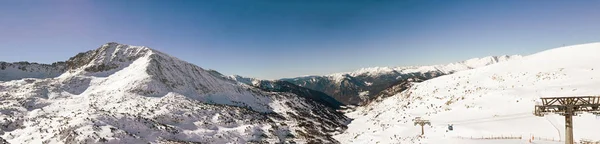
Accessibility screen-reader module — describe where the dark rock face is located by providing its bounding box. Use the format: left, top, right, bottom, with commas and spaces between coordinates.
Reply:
282, 71, 445, 105
1, 42, 142, 81
364, 77, 427, 105
282, 55, 521, 106
0, 137, 9, 144
222, 77, 349, 143
0, 47, 99, 81
65, 50, 97, 71
252, 80, 344, 110
0, 42, 351, 143
223, 75, 345, 110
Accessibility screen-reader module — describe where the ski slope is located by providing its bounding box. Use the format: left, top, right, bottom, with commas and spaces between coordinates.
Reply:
334, 42, 600, 144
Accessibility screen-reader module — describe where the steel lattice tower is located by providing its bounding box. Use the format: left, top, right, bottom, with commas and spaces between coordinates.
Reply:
534, 96, 600, 144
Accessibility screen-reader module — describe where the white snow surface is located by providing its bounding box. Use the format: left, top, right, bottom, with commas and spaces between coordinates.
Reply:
327, 55, 522, 83
0, 43, 347, 143
334, 43, 600, 143
0, 62, 64, 81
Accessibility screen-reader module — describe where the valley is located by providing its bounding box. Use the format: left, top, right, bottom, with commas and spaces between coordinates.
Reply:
2, 42, 600, 144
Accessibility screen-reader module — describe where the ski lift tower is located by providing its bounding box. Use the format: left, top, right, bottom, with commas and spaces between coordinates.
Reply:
534, 96, 600, 144
413, 117, 431, 135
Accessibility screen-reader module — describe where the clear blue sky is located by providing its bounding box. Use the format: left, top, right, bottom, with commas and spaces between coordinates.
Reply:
1, 1, 600, 79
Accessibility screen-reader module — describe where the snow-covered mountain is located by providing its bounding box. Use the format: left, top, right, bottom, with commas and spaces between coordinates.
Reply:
334, 43, 600, 143
282, 55, 522, 105
0, 62, 65, 81
0, 42, 348, 143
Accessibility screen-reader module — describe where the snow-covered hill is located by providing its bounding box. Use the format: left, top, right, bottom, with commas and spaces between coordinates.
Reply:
334, 43, 600, 143
0, 62, 65, 81
329, 55, 520, 79
283, 55, 521, 105
0, 42, 348, 143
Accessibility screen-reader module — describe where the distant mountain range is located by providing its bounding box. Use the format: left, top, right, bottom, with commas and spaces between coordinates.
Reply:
226, 75, 344, 109
281, 55, 522, 105
5, 41, 599, 144
335, 42, 600, 143
0, 42, 348, 143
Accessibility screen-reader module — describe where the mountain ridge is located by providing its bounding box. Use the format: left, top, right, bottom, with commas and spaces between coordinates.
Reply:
226, 75, 344, 109
0, 42, 349, 143
334, 42, 600, 143
282, 55, 522, 105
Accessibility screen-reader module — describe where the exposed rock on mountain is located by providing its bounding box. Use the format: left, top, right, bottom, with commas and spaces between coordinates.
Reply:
364, 77, 425, 105
283, 55, 521, 105
227, 75, 344, 109
0, 62, 65, 81
0, 137, 8, 144
0, 42, 348, 143
334, 42, 600, 143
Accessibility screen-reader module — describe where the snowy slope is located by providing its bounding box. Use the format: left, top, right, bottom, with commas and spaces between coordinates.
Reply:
0, 62, 65, 81
334, 43, 600, 143
283, 55, 521, 105
328, 55, 521, 80
0, 42, 348, 144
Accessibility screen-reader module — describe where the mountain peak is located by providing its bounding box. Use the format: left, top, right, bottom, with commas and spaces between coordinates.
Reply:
283, 55, 522, 105
63, 42, 154, 75
0, 42, 349, 143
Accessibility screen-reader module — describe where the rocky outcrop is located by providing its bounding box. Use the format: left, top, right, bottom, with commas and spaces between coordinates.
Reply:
0, 61, 65, 81
227, 75, 343, 110
0, 137, 9, 144
283, 71, 445, 105
0, 42, 349, 143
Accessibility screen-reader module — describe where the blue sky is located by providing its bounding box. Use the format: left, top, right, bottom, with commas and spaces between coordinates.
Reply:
1, 1, 600, 79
